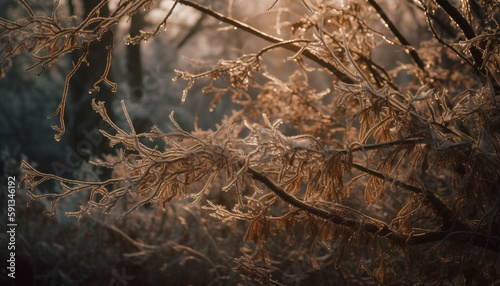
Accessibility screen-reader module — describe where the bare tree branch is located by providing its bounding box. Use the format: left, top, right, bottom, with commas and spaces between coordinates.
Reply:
367, 0, 428, 78
247, 167, 500, 252
434, 0, 483, 69
177, 0, 355, 83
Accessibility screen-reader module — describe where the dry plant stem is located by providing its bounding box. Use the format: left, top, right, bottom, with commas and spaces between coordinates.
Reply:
126, 0, 179, 43
424, 9, 475, 69
20, 160, 124, 216
90, 32, 117, 93
181, 39, 312, 80
17, 0, 35, 17
246, 168, 391, 235
21, 150, 500, 252
341, 137, 426, 154
350, 163, 455, 230
434, 0, 483, 69
366, 0, 427, 78
247, 168, 500, 252
177, 0, 354, 83
151, 0, 179, 36
105, 224, 221, 278
0, 0, 154, 140
405, 0, 457, 37
48, 44, 90, 141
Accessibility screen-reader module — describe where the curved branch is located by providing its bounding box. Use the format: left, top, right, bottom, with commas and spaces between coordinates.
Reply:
247, 167, 391, 235
434, 0, 483, 69
47, 43, 90, 141
177, 0, 354, 83
339, 137, 426, 154
367, 0, 427, 77
351, 162, 456, 230
405, 0, 457, 38
247, 167, 500, 252
424, 9, 475, 70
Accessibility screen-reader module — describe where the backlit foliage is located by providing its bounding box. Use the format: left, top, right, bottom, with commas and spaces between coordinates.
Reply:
3, 0, 500, 284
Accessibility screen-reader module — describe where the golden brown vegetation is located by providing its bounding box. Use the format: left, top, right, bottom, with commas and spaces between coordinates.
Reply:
2, 0, 500, 284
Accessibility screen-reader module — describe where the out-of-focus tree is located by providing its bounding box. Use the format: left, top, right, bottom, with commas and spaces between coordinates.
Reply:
65, 0, 116, 161
2, 0, 500, 284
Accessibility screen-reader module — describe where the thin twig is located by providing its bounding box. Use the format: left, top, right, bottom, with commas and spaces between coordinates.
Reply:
434, 0, 483, 69
367, 0, 428, 78
339, 137, 426, 154
351, 162, 456, 230
247, 167, 500, 252
424, 8, 474, 69
246, 167, 391, 235
177, 0, 354, 83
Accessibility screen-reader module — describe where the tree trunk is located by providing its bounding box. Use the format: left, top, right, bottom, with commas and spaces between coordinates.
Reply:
67, 0, 116, 165
127, 11, 145, 100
